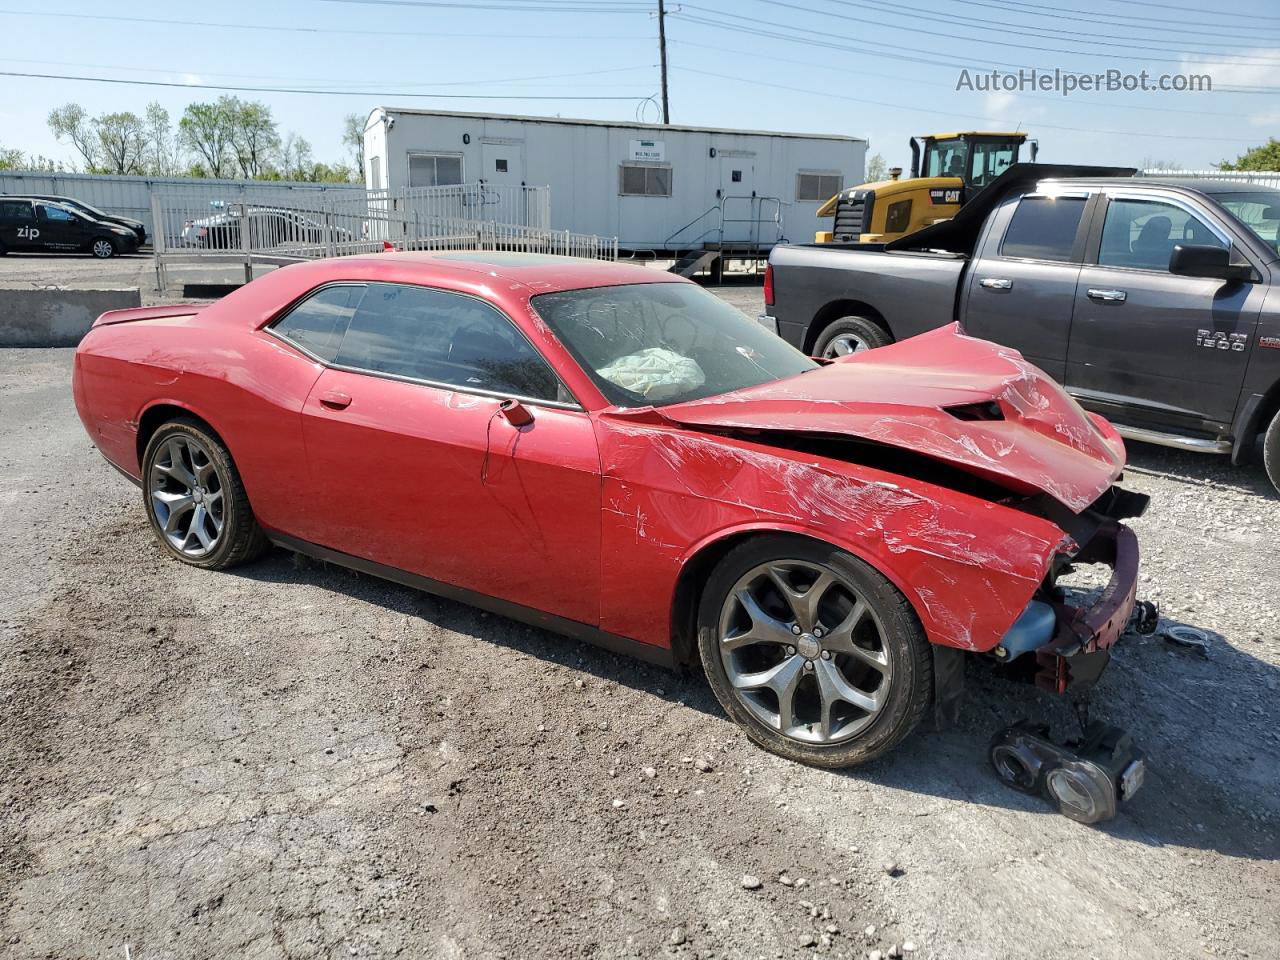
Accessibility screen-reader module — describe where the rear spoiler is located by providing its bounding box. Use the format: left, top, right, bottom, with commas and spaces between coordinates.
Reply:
885, 163, 1138, 256
93, 305, 205, 327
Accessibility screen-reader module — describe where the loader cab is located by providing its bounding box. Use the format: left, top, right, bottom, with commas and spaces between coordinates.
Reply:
914, 133, 1034, 191
816, 131, 1037, 245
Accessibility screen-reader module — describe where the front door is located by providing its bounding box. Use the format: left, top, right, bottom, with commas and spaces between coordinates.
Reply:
299, 281, 602, 626
1067, 193, 1264, 433
719, 156, 759, 243
960, 192, 1092, 382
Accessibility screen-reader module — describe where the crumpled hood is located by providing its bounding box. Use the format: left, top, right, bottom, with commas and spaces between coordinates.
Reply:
658, 324, 1126, 512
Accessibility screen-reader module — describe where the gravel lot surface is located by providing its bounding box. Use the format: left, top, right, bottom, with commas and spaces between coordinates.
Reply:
1, 259, 1277, 960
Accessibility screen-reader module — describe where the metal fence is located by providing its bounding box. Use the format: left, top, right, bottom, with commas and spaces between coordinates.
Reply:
1142, 169, 1280, 188
150, 182, 615, 290
0, 170, 364, 237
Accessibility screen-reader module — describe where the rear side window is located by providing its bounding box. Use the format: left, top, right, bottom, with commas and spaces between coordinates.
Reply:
1000, 196, 1087, 262
334, 282, 563, 401
0, 200, 34, 221
38, 204, 77, 222
272, 285, 364, 362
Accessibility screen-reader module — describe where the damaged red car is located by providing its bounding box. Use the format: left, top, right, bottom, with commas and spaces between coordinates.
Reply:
73, 253, 1146, 768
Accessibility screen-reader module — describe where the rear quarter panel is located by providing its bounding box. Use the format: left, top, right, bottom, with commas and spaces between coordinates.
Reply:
74, 314, 325, 534
768, 244, 966, 351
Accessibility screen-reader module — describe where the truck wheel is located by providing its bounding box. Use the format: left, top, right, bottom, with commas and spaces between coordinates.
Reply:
815, 316, 892, 358
1264, 410, 1280, 496
697, 534, 932, 768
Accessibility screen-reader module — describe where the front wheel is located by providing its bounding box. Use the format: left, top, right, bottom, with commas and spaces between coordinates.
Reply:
697, 535, 933, 768
90, 237, 117, 259
142, 419, 268, 570
1264, 409, 1280, 496
814, 315, 892, 358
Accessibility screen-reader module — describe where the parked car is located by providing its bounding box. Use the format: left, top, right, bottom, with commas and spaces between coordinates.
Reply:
73, 253, 1145, 771
3, 194, 146, 244
764, 164, 1280, 493
0, 197, 140, 258
181, 206, 352, 250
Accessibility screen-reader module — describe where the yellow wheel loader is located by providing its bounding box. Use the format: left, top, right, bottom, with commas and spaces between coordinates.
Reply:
816, 132, 1037, 244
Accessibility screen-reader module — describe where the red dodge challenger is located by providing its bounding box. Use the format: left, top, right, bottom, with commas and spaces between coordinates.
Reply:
73, 252, 1144, 768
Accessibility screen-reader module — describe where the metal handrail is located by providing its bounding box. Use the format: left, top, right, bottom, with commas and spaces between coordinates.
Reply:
663, 194, 786, 253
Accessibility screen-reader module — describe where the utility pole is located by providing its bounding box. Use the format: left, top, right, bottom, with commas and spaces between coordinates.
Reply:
657, 0, 670, 124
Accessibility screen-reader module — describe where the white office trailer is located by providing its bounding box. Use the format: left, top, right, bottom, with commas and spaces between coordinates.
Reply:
363, 108, 866, 257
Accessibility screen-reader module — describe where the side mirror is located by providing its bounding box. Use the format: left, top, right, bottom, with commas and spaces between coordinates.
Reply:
499, 398, 534, 427
1169, 244, 1252, 282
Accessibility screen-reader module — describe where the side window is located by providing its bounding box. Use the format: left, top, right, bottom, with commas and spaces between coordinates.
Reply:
1098, 198, 1227, 272
796, 172, 843, 202
999, 195, 1087, 262
39, 204, 76, 222
271, 285, 364, 362
408, 153, 463, 187
335, 283, 563, 402
619, 164, 672, 197
0, 200, 35, 221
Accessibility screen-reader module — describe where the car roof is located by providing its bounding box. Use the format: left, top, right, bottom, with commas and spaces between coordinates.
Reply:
1038, 177, 1280, 197
343, 251, 685, 294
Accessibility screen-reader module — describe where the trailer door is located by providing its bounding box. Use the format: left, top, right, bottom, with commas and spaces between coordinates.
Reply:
719, 156, 758, 242
482, 139, 525, 187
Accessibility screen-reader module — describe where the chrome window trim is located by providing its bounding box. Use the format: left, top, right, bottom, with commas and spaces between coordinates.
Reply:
266, 280, 583, 411
1097, 189, 1233, 251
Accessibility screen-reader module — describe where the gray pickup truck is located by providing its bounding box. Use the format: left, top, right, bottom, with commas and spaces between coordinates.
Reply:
763, 164, 1280, 493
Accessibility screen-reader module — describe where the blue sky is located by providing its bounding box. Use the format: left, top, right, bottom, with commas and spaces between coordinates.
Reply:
2, 0, 1278, 172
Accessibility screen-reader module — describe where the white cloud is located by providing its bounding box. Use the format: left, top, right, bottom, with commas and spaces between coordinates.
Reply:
1180, 49, 1280, 90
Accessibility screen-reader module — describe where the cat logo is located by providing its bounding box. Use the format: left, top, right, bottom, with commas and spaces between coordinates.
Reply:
16, 226, 40, 240
928, 188, 963, 205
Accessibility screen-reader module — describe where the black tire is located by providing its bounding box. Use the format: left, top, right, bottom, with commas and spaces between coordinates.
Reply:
1264, 409, 1280, 496
90, 237, 117, 259
813, 315, 892, 358
697, 534, 933, 768
141, 418, 269, 570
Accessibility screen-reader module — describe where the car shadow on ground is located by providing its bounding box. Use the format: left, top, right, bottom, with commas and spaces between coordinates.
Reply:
1124, 440, 1278, 500
232, 543, 1279, 861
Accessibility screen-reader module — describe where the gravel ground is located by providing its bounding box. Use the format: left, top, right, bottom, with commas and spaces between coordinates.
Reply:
1, 259, 1277, 960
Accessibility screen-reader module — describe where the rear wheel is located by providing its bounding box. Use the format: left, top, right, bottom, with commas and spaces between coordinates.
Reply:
697, 535, 932, 768
1264, 409, 1280, 496
142, 419, 268, 570
814, 315, 892, 358
90, 237, 117, 259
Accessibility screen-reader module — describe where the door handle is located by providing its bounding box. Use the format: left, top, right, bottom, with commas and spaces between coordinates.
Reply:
979, 278, 1013, 290
1087, 288, 1127, 302
318, 390, 352, 410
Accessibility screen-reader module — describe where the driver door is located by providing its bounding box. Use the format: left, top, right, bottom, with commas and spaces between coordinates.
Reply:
298, 282, 602, 626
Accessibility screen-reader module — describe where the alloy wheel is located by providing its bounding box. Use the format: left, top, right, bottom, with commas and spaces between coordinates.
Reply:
717, 559, 891, 744
823, 332, 869, 358
149, 435, 225, 558
92, 239, 114, 259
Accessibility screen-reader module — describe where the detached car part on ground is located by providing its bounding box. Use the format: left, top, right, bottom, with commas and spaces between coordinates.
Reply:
72, 253, 1147, 819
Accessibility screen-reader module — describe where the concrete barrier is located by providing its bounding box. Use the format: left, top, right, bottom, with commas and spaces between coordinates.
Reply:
0, 287, 142, 347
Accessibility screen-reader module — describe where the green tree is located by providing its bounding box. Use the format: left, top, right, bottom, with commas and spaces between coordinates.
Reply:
0, 145, 25, 170
866, 153, 887, 182
178, 99, 236, 178
280, 133, 313, 181
1219, 139, 1280, 171
48, 102, 98, 171
144, 102, 181, 176
228, 99, 280, 178
94, 111, 147, 175
342, 113, 365, 174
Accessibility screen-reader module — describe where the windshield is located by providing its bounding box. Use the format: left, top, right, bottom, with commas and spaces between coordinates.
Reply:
531, 282, 817, 407
924, 138, 967, 179
1211, 190, 1280, 256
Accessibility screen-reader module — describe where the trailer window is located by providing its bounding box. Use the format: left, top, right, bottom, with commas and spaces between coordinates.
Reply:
369, 156, 382, 190
1000, 195, 1087, 262
619, 164, 672, 197
408, 153, 463, 188
797, 172, 843, 202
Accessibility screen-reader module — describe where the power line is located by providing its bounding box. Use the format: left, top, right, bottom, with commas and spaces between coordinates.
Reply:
695, 0, 1280, 66
0, 69, 649, 101
0, 8, 643, 40
936, 0, 1280, 42
829, 0, 1280, 52
669, 40, 1253, 118
318, 0, 650, 10
672, 65, 1267, 143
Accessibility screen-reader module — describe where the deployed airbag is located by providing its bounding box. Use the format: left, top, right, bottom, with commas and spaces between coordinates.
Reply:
598, 348, 706, 402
